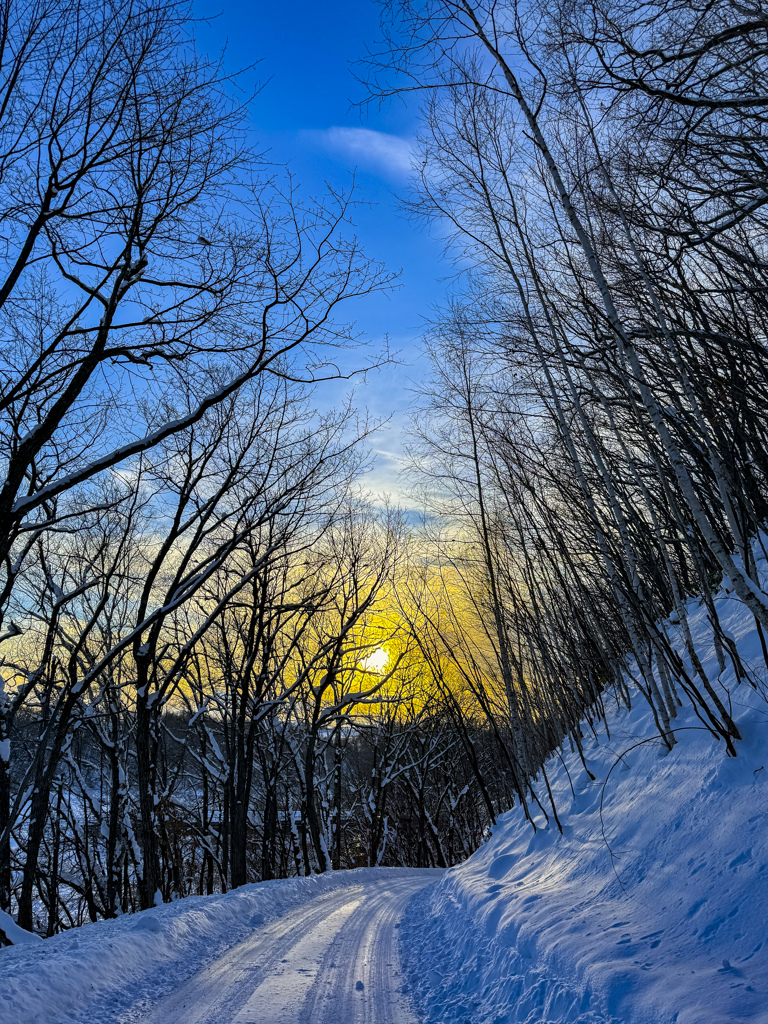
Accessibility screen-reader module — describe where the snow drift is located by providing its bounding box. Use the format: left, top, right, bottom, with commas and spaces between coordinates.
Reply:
400, 582, 768, 1023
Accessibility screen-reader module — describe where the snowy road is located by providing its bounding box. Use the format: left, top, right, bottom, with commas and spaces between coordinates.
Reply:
134, 871, 438, 1024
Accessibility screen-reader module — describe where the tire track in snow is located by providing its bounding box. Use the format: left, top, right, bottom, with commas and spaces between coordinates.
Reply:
299, 874, 426, 1024
134, 871, 438, 1024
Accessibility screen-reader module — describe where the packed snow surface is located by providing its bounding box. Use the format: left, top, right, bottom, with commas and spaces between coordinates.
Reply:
0, 868, 440, 1024
400, 584, 768, 1023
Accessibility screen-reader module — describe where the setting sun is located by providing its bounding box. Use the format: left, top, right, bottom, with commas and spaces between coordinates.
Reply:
360, 647, 389, 674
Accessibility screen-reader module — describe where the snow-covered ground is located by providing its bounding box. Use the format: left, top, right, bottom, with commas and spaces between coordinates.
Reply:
0, 868, 440, 1024
400, 585, 768, 1024
3, 581, 767, 1024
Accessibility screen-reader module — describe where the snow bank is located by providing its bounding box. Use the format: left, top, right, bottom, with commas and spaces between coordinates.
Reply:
0, 867, 411, 1024
401, 585, 768, 1023
0, 909, 41, 947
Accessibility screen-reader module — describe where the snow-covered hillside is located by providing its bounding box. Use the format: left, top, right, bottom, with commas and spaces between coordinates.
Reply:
400, 584, 768, 1023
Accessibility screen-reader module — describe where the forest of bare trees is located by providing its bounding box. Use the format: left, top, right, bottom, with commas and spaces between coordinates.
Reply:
369, 0, 768, 760
2, 0, 768, 941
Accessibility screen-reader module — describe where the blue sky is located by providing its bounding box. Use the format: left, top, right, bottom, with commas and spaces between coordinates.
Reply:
194, 0, 448, 497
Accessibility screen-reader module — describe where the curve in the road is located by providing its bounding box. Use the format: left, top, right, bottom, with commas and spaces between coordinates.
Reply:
138, 871, 439, 1024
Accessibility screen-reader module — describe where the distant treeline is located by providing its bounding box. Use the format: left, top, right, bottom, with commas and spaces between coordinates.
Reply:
7, 701, 527, 930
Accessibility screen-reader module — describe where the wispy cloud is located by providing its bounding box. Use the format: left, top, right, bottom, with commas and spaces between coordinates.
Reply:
306, 127, 414, 180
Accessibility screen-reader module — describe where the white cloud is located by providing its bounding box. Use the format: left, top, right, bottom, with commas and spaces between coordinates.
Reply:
308, 127, 414, 180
